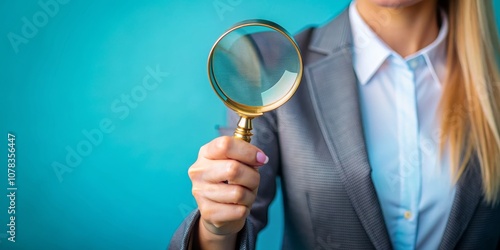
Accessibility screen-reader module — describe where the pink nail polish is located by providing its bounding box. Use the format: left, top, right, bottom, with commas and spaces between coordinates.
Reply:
256, 152, 269, 164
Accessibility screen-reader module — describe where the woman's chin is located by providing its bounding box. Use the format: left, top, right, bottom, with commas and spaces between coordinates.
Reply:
363, 0, 426, 8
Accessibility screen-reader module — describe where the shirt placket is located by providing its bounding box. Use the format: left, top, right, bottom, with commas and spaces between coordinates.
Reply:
394, 57, 422, 249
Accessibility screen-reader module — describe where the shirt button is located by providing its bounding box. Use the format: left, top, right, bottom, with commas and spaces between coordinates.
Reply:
404, 211, 412, 220
408, 59, 418, 69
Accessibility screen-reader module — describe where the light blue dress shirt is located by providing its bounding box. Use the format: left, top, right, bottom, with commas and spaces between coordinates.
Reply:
349, 2, 456, 249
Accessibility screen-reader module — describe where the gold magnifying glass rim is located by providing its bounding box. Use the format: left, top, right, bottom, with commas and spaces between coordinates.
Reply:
207, 19, 303, 117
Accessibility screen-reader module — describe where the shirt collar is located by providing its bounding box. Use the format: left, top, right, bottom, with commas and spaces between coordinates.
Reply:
349, 1, 448, 85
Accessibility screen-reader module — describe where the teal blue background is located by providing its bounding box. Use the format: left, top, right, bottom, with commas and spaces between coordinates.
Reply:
1, 0, 499, 249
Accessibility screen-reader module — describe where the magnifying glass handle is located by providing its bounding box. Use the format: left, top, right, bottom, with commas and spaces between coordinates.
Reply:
233, 116, 254, 143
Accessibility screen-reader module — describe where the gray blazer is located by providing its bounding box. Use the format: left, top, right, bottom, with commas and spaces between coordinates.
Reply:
170, 9, 500, 250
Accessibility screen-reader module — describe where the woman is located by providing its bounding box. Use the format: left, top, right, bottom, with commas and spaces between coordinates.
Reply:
171, 0, 500, 249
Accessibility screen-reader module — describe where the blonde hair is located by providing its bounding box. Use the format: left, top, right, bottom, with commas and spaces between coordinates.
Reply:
440, 0, 500, 204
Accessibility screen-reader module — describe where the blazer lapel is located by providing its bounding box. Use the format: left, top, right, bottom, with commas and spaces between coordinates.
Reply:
304, 10, 392, 250
439, 156, 482, 249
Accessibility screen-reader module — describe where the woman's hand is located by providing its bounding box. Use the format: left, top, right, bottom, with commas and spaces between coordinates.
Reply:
188, 136, 268, 249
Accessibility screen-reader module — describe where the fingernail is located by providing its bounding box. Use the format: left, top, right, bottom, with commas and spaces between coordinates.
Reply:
256, 152, 269, 164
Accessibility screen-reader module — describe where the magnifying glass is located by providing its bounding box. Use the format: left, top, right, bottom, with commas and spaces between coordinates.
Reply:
208, 20, 303, 142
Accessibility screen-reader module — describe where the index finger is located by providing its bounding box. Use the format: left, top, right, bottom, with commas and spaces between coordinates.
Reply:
200, 136, 269, 166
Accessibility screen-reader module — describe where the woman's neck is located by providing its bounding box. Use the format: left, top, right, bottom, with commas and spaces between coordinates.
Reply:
355, 0, 440, 58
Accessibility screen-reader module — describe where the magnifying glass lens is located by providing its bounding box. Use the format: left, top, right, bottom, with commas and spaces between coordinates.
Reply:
211, 25, 301, 107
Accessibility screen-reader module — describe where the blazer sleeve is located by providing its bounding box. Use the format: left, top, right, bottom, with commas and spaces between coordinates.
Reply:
168, 209, 256, 250
168, 109, 281, 250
